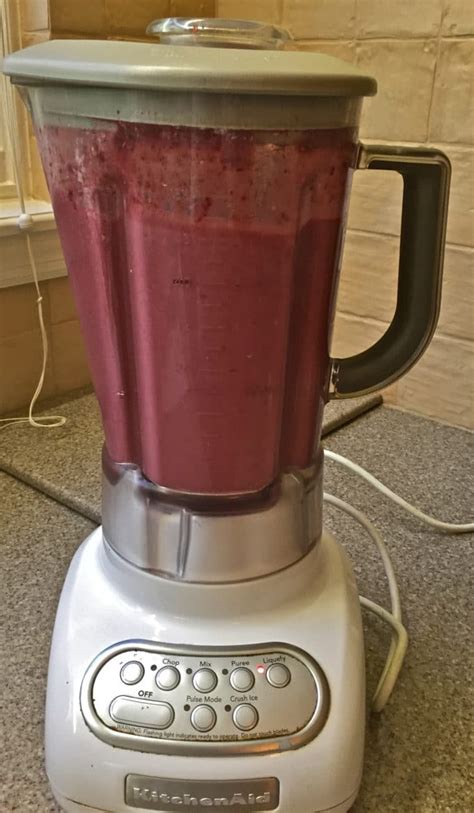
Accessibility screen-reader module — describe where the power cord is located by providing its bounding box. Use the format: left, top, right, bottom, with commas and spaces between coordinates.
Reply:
325, 449, 474, 534
0, 1, 65, 433
323, 448, 473, 713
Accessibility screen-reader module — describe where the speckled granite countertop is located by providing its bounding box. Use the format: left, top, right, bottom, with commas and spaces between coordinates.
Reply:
1, 404, 473, 812
0, 472, 95, 812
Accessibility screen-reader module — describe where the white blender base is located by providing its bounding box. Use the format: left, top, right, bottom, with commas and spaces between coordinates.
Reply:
50, 788, 359, 813
45, 529, 365, 813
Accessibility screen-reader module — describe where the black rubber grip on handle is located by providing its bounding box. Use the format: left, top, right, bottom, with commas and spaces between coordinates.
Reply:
331, 145, 451, 398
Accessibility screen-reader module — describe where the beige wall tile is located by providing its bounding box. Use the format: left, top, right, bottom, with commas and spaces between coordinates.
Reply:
169, 0, 215, 16
0, 282, 50, 339
356, 0, 443, 38
348, 141, 474, 247
49, 0, 107, 36
356, 39, 437, 142
1, 231, 66, 285
21, 29, 49, 48
337, 233, 474, 342
381, 381, 398, 406
441, 0, 474, 36
336, 230, 398, 322
347, 166, 403, 235
45, 32, 105, 41
0, 328, 55, 413
216, 0, 282, 23
105, 0, 169, 36
331, 311, 387, 358
48, 277, 78, 325
429, 144, 474, 247
430, 39, 474, 144
218, 0, 280, 22
217, 0, 281, 23
282, 0, 356, 39
392, 334, 474, 429
19, 0, 49, 32
437, 245, 474, 341
332, 316, 474, 430
295, 39, 356, 62
51, 320, 91, 393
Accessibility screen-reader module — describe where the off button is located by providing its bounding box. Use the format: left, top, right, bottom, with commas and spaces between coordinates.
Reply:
110, 697, 174, 730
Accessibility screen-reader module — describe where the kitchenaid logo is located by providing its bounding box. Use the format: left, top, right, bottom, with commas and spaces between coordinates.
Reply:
132, 788, 270, 806
125, 775, 279, 811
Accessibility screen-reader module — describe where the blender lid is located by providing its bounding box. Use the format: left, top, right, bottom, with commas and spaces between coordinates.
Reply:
3, 17, 376, 98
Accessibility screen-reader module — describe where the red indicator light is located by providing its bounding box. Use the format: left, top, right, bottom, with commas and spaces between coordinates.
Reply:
256, 665, 265, 674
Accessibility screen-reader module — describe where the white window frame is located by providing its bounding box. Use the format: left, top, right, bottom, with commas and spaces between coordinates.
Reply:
0, 0, 23, 200
0, 0, 65, 288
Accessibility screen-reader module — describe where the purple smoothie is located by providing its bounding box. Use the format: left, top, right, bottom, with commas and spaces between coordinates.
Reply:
37, 122, 355, 493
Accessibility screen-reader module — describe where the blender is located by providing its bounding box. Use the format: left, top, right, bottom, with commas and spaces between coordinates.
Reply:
3, 18, 450, 813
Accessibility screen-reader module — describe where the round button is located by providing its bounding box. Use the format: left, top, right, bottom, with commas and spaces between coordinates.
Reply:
266, 663, 291, 688
192, 668, 218, 693
230, 668, 255, 693
156, 666, 180, 691
233, 704, 259, 731
120, 661, 144, 685
191, 704, 217, 732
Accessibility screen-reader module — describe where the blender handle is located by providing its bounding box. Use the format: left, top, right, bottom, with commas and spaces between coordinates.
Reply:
330, 143, 451, 399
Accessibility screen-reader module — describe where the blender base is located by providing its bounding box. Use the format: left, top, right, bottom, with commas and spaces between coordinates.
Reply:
49, 788, 360, 813
45, 529, 365, 813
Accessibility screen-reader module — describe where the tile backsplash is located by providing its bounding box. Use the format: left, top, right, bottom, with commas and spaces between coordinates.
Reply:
227, 0, 473, 429
0, 278, 90, 414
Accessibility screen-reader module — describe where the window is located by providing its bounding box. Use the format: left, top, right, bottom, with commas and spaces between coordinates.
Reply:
0, 0, 20, 199
1, 0, 64, 286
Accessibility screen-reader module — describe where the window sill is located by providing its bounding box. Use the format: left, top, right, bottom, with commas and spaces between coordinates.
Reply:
0, 199, 67, 289
0, 198, 56, 235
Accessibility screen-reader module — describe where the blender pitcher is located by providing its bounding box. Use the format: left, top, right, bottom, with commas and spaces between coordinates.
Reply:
35, 100, 357, 496
3, 16, 450, 576
5, 18, 449, 506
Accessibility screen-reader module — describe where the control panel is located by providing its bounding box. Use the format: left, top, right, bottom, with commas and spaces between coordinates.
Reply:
81, 641, 329, 756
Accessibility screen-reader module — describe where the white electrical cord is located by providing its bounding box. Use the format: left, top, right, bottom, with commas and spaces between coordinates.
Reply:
325, 449, 474, 534
324, 492, 401, 619
0, 2, 65, 433
323, 492, 407, 712
323, 446, 473, 713
359, 596, 408, 713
